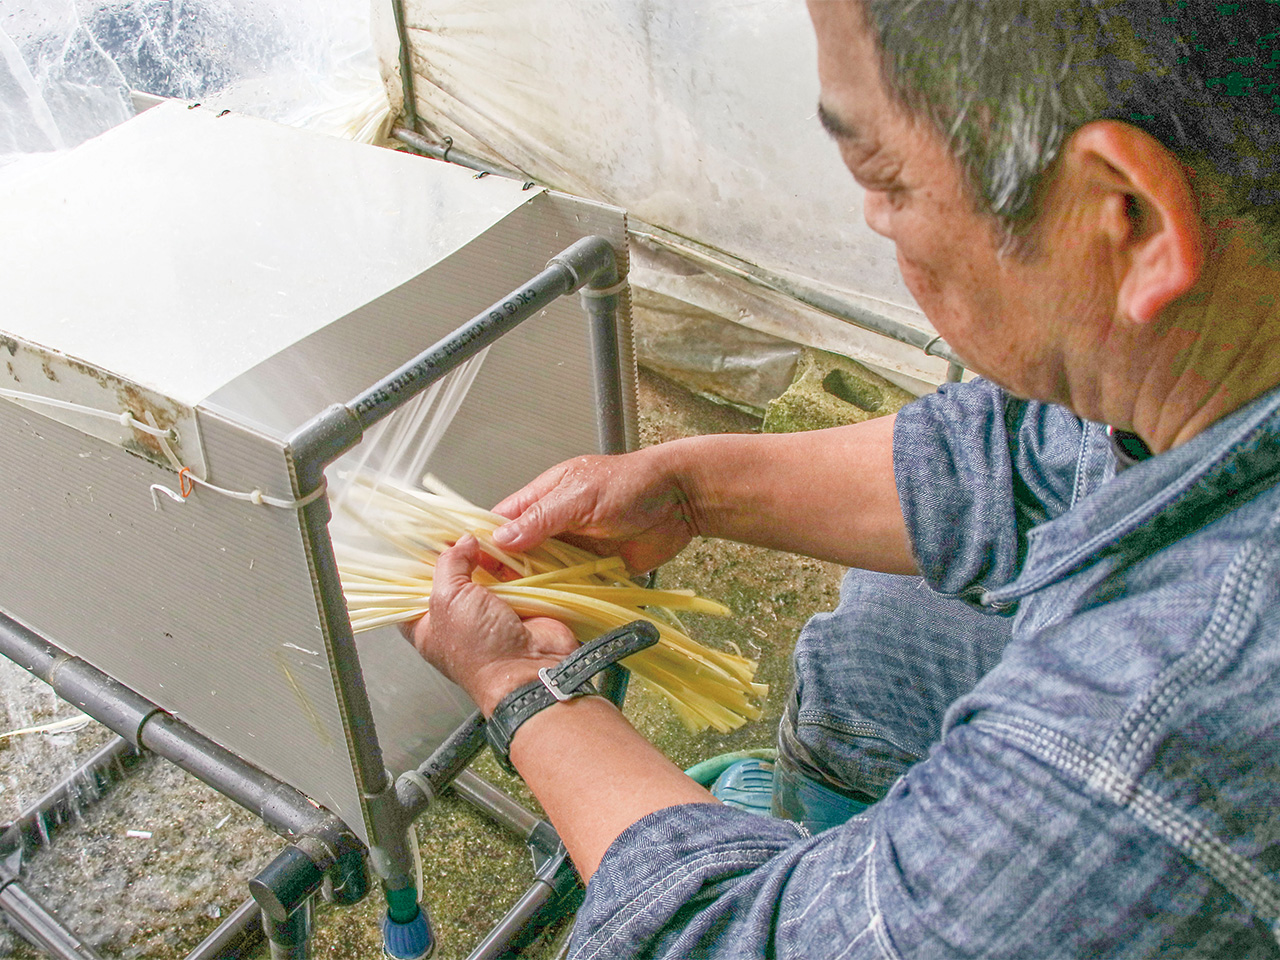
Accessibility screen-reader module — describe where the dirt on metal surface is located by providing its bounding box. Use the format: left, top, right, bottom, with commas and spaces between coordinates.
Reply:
0, 368, 847, 959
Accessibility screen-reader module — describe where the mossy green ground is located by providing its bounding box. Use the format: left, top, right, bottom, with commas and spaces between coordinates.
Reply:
763, 348, 915, 434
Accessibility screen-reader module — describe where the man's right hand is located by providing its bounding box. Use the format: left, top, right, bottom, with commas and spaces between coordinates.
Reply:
490, 416, 915, 576
490, 447, 697, 574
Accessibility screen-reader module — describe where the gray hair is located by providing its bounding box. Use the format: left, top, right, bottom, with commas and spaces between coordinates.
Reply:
862, 0, 1280, 254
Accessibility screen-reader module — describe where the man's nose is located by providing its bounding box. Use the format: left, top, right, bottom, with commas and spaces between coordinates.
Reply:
862, 190, 892, 238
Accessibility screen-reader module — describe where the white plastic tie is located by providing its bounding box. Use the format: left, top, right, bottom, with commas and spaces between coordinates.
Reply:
0, 386, 175, 439
149, 474, 328, 512
579, 277, 629, 298
149, 484, 187, 510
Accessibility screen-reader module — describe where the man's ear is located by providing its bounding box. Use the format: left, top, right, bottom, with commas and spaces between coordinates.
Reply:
1066, 120, 1204, 326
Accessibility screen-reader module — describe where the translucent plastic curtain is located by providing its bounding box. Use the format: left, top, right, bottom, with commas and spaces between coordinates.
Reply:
395, 0, 947, 390
0, 0, 388, 168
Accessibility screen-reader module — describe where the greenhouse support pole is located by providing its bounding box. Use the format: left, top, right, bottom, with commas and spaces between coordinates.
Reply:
391, 0, 419, 133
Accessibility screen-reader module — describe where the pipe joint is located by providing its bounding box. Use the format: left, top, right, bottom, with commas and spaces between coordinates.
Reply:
546, 236, 620, 294
363, 772, 416, 890
47, 657, 159, 748
287, 403, 364, 478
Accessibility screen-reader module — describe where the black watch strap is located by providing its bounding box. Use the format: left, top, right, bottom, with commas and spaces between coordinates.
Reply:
486, 620, 659, 774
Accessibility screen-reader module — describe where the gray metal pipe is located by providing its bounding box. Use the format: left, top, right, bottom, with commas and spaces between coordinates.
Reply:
346, 236, 618, 435
392, 127, 514, 181
567, 248, 631, 454
263, 899, 311, 960
388, 128, 965, 379
185, 898, 263, 960
465, 880, 557, 960
0, 863, 103, 960
1, 736, 141, 854
396, 712, 487, 820
0, 612, 362, 860
630, 224, 966, 370
390, 2, 419, 134
286, 234, 620, 473
449, 771, 542, 841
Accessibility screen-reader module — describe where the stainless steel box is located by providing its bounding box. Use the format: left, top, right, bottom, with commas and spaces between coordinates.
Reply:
0, 103, 632, 846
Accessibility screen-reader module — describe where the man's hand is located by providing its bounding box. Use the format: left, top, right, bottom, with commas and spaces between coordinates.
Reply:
491, 449, 697, 574
489, 418, 916, 575
405, 535, 578, 715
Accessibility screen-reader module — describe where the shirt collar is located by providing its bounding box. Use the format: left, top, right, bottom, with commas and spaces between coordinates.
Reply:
986, 386, 1280, 604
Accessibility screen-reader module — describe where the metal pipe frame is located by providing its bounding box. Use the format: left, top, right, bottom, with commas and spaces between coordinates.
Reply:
0, 736, 141, 856
0, 861, 104, 960
0, 237, 628, 957
283, 235, 626, 951
0, 612, 365, 923
392, 127, 513, 182
0, 732, 268, 960
390, 0, 419, 134
283, 235, 624, 886
185, 898, 264, 960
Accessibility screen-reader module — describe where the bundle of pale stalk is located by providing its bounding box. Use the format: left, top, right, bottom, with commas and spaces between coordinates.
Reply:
334, 474, 766, 733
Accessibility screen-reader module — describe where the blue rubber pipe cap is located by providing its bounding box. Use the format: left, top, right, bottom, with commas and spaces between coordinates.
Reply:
382, 906, 434, 960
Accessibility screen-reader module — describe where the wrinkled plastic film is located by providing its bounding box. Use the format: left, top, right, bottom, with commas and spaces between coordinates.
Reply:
395, 0, 919, 326
0, 0, 387, 172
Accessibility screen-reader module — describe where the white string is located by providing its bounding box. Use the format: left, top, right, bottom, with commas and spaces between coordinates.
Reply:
403, 347, 489, 486
0, 386, 176, 439
144, 413, 328, 512
0, 713, 92, 740
149, 475, 329, 512
331, 349, 489, 512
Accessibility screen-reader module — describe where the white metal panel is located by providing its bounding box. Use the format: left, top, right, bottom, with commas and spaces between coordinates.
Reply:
206, 189, 633, 507
0, 400, 366, 832
0, 102, 537, 410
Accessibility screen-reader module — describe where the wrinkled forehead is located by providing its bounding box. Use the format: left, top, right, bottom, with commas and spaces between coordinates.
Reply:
807, 0, 917, 147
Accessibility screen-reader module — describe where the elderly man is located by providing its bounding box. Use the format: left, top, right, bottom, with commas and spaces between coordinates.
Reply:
410, 1, 1280, 956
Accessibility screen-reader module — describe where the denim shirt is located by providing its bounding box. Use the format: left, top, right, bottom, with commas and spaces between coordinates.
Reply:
568, 379, 1280, 959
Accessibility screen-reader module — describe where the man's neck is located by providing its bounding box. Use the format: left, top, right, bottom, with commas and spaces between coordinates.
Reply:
1102, 230, 1280, 453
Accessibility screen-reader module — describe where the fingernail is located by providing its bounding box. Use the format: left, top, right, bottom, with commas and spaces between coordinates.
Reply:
492, 524, 515, 546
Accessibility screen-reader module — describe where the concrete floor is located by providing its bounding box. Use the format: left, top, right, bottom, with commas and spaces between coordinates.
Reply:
0, 367, 850, 959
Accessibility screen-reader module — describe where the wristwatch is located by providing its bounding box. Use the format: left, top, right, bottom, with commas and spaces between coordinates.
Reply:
485, 620, 659, 774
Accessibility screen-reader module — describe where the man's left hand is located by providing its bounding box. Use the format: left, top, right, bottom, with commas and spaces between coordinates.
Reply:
404, 534, 578, 715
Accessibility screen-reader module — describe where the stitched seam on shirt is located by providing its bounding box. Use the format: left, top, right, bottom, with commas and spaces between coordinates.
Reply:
783, 842, 896, 960
579, 844, 790, 960
1069, 421, 1096, 509
863, 843, 903, 960
987, 408, 1280, 601
973, 714, 1280, 924
1105, 535, 1272, 777
829, 922, 878, 960
796, 711, 926, 762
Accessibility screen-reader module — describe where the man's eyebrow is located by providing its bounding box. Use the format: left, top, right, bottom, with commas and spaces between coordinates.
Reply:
817, 101, 860, 142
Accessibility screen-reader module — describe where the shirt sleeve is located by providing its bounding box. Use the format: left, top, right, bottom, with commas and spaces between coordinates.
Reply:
893, 379, 1091, 604
567, 720, 1240, 960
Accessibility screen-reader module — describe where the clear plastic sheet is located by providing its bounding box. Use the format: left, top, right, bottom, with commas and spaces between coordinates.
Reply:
0, 0, 388, 171
396, 0, 943, 386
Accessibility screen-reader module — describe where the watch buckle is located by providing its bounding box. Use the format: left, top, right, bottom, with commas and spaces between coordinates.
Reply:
537, 667, 576, 702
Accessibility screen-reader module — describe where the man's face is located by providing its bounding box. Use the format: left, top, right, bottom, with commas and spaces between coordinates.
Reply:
808, 1, 1113, 403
